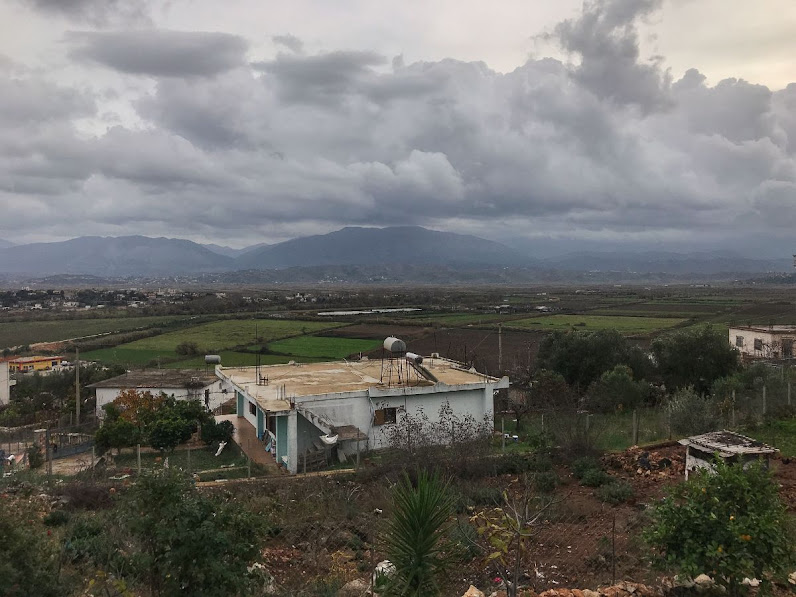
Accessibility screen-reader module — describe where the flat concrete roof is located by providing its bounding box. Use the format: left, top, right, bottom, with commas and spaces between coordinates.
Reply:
218, 357, 506, 413
730, 325, 796, 333
88, 369, 219, 389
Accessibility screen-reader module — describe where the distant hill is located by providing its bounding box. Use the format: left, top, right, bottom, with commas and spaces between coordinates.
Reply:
0, 236, 232, 276
202, 242, 270, 258
0, 239, 15, 249
545, 251, 791, 275
235, 226, 531, 269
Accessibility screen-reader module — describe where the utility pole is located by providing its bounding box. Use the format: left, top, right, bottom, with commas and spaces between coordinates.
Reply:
498, 323, 503, 374
75, 347, 80, 426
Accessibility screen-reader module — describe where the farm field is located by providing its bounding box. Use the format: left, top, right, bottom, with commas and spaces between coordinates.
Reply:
167, 351, 330, 369
507, 314, 687, 334
265, 336, 382, 359
83, 318, 344, 367
0, 315, 188, 350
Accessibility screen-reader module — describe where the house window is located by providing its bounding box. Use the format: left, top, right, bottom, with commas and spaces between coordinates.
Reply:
374, 407, 397, 426
754, 338, 763, 351
783, 339, 794, 358
249, 402, 257, 416
735, 336, 744, 347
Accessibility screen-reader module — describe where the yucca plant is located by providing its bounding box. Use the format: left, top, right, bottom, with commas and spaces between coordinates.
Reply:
381, 470, 455, 597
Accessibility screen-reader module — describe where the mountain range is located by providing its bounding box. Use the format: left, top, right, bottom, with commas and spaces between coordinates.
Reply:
0, 239, 15, 249
0, 227, 790, 279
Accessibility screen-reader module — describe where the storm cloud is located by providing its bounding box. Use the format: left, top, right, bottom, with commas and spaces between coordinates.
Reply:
1, 0, 795, 256
68, 30, 249, 77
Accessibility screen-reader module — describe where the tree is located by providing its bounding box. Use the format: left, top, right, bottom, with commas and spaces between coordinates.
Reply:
95, 418, 141, 455
147, 416, 194, 454
381, 470, 455, 597
645, 459, 794, 595
530, 369, 578, 413
201, 420, 234, 445
122, 469, 263, 596
536, 329, 650, 391
585, 365, 650, 413
111, 389, 165, 430
651, 324, 739, 395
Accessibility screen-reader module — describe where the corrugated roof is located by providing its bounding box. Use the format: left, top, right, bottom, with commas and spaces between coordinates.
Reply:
678, 431, 778, 456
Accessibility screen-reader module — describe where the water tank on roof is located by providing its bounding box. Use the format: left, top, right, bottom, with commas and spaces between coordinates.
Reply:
383, 337, 406, 353
406, 352, 423, 365
205, 355, 222, 365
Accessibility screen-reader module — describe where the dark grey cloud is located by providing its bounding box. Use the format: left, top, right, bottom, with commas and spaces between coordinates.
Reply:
2, 0, 795, 255
272, 34, 303, 54
68, 30, 248, 77
21, 0, 151, 26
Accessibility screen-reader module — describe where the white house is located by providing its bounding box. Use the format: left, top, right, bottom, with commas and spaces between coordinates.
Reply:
215, 350, 509, 474
729, 325, 796, 360
89, 370, 230, 418
0, 361, 15, 406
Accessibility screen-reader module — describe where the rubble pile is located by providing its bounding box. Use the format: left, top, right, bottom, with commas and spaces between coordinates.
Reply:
602, 444, 684, 480
458, 581, 662, 597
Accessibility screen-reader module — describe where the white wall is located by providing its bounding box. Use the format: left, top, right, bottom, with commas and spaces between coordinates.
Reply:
95, 380, 227, 418
730, 327, 796, 359
0, 362, 11, 406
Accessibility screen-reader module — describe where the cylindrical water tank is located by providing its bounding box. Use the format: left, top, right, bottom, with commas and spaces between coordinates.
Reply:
205, 354, 222, 365
405, 352, 423, 365
383, 336, 407, 353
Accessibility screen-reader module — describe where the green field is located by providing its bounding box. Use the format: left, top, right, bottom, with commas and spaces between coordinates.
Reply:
0, 316, 187, 350
167, 351, 330, 369
507, 314, 687, 334
82, 318, 345, 367
266, 336, 382, 359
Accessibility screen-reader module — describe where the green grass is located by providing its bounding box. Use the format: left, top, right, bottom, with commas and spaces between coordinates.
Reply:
114, 443, 246, 472
81, 318, 345, 367
0, 316, 188, 350
507, 314, 687, 334
746, 419, 796, 458
266, 336, 382, 359
166, 351, 330, 369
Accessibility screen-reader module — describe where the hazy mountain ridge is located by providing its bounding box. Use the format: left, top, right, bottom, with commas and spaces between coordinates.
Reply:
0, 228, 791, 279
0, 239, 15, 249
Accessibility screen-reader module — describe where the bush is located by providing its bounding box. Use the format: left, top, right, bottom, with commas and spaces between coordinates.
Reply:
533, 471, 558, 493
26, 443, 44, 469
493, 453, 532, 476
528, 453, 553, 472
598, 481, 634, 505
581, 468, 610, 488
666, 387, 721, 436
43, 509, 71, 527
201, 420, 235, 445
571, 456, 602, 480
175, 341, 200, 356
645, 459, 795, 594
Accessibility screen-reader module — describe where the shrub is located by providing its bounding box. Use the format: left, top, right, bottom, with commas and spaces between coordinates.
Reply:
382, 470, 454, 597
0, 504, 62, 597
528, 453, 553, 473
493, 453, 532, 476
43, 509, 71, 527
201, 420, 235, 445
533, 471, 558, 494
571, 456, 602, 480
598, 481, 634, 505
175, 341, 200, 356
645, 459, 795, 594
666, 387, 721, 436
580, 468, 610, 488
26, 443, 45, 469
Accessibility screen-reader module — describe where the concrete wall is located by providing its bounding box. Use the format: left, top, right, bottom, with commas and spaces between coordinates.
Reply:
0, 361, 11, 406
95, 379, 227, 418
730, 327, 796, 359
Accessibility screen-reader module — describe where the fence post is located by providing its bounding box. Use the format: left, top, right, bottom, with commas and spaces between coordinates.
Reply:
136, 444, 141, 475
541, 413, 545, 434
731, 390, 736, 428
91, 446, 95, 469
356, 438, 360, 469
762, 385, 767, 416
585, 413, 591, 434
632, 410, 639, 446
501, 418, 505, 452
187, 447, 191, 475
45, 427, 52, 479
788, 381, 791, 407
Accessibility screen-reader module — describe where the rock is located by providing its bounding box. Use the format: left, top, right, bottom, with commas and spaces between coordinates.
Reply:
694, 574, 713, 587
741, 578, 759, 588
583, 591, 601, 597
462, 586, 485, 597
789, 571, 796, 585
372, 560, 395, 586
337, 578, 369, 597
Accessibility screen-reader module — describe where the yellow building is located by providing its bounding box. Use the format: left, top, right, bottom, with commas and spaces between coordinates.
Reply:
9, 355, 63, 373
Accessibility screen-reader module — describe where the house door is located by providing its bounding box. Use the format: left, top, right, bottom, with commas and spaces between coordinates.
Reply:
237, 391, 244, 417
257, 409, 265, 439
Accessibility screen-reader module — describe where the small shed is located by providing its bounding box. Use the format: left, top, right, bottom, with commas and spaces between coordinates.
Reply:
678, 431, 778, 480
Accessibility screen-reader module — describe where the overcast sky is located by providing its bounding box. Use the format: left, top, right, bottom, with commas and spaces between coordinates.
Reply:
1, 0, 795, 257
